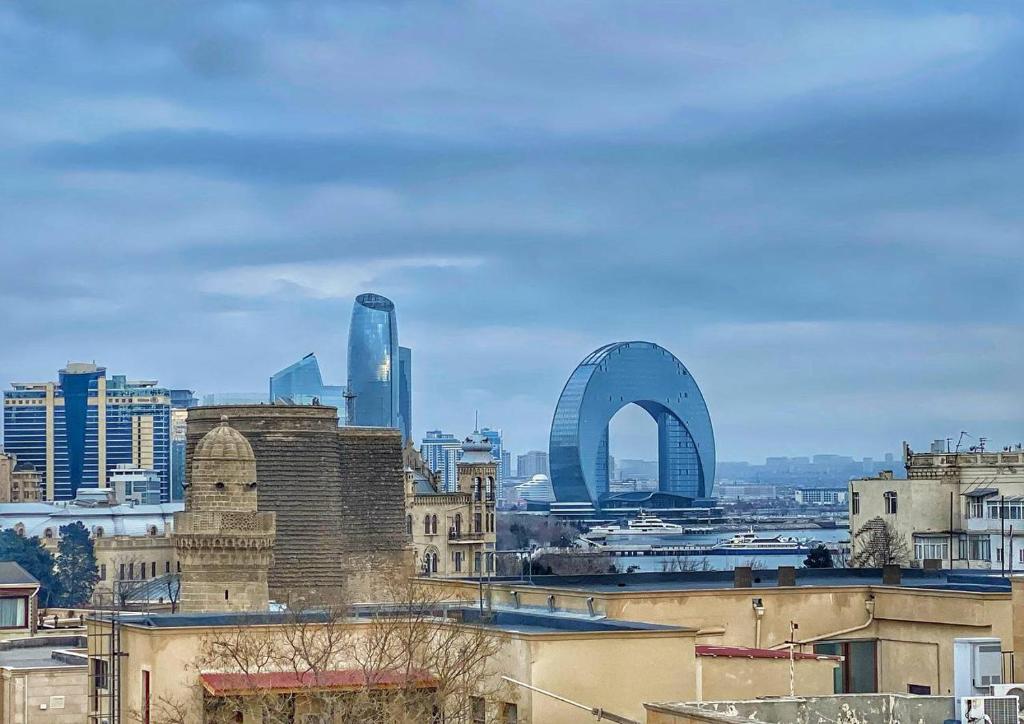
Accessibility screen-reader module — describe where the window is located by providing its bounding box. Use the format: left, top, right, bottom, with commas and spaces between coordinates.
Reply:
148, 526, 158, 536
967, 499, 984, 519
431, 552, 438, 574
128, 563, 135, 580
94, 526, 104, 538
425, 515, 432, 535
851, 492, 860, 516
407, 515, 413, 536
0, 598, 26, 628
165, 561, 170, 574
883, 491, 897, 515
43, 528, 53, 539
470, 696, 486, 724
913, 536, 948, 562
151, 561, 156, 578
474, 552, 482, 573
140, 563, 147, 580
502, 703, 518, 724
176, 561, 181, 573
119, 564, 126, 580
454, 551, 463, 573
960, 535, 990, 561
431, 515, 438, 535
454, 514, 462, 535
474, 513, 482, 533
100, 564, 107, 580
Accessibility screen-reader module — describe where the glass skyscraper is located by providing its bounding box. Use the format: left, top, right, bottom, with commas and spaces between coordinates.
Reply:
548, 341, 715, 506
3, 363, 172, 501
269, 353, 346, 417
346, 293, 412, 441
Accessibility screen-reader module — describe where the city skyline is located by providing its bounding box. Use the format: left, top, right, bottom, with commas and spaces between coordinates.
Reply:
3, 3, 1023, 461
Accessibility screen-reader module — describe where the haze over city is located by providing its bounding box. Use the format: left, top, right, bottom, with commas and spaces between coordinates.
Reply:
3, 2, 1023, 461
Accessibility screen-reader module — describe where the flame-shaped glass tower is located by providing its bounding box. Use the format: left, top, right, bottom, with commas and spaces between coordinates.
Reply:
346, 293, 411, 440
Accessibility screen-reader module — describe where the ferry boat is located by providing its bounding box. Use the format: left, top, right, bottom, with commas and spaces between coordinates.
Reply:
584, 511, 683, 539
710, 530, 810, 555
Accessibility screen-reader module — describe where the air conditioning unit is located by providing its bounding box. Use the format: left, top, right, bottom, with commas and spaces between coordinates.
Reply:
991, 683, 1024, 700
961, 696, 1019, 724
973, 641, 1004, 688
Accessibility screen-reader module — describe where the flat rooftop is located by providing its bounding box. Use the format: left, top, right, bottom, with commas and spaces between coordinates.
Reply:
0, 636, 87, 669
465, 568, 1013, 594
99, 606, 687, 636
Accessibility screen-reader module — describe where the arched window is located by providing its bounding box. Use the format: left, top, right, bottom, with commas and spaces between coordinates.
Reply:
431, 552, 438, 573
424, 515, 431, 535
407, 515, 413, 536
486, 476, 495, 501
43, 528, 54, 540
93, 526, 104, 538
453, 513, 462, 535
431, 515, 438, 535
147, 525, 158, 537
473, 477, 482, 502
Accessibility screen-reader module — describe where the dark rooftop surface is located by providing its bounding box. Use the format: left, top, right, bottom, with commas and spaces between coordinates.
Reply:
103, 605, 685, 635
0, 561, 39, 587
469, 568, 1013, 594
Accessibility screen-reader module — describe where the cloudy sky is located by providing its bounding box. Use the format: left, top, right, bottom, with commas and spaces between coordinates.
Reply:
2, 1, 1022, 463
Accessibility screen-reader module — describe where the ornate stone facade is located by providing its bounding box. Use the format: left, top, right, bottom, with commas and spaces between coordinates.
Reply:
173, 418, 275, 612
185, 406, 412, 604
406, 433, 497, 578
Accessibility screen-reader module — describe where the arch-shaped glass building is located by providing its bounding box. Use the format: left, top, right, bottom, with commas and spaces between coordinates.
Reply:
549, 341, 715, 505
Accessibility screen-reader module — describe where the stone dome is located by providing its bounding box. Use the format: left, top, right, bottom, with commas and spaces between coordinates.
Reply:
194, 418, 255, 462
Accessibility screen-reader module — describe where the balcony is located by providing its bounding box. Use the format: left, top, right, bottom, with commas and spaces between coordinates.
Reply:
448, 529, 486, 543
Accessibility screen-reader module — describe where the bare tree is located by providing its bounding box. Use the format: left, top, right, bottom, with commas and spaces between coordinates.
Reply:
532, 549, 618, 575
108, 555, 152, 609
148, 580, 512, 724
660, 556, 712, 572
851, 517, 911, 567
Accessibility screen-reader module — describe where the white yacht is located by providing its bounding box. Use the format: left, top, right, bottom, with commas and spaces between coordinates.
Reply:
711, 530, 810, 554
585, 511, 683, 539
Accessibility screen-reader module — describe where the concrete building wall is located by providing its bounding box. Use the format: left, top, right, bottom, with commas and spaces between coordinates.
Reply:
697, 655, 837, 700
0, 666, 87, 724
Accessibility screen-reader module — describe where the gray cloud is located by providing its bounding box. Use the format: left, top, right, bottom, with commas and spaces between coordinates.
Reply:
1, 1, 1023, 461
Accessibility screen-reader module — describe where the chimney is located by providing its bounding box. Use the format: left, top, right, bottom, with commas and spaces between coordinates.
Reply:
734, 566, 753, 588
778, 566, 796, 587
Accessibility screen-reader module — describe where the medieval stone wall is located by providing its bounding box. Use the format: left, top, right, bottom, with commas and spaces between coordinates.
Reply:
186, 406, 412, 603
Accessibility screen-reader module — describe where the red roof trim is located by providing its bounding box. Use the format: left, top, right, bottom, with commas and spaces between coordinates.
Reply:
696, 645, 841, 662
200, 669, 436, 696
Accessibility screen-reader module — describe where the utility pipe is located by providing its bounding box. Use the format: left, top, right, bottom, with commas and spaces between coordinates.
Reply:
501, 675, 641, 724
770, 599, 875, 650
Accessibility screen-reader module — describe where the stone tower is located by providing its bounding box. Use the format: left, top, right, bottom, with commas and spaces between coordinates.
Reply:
173, 417, 275, 613
455, 431, 497, 575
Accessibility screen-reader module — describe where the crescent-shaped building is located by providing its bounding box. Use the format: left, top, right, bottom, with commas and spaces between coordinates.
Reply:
549, 341, 715, 507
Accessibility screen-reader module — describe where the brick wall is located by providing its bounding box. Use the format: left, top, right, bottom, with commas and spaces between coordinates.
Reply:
186, 407, 412, 603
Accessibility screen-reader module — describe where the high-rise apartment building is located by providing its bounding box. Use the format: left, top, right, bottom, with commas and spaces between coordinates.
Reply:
345, 293, 412, 442
479, 427, 505, 486
269, 353, 346, 417
517, 450, 550, 478
3, 363, 172, 501
420, 430, 463, 492
169, 388, 196, 501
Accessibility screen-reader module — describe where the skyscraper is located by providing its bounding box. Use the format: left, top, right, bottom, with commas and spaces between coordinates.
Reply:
398, 346, 412, 442
346, 293, 412, 441
3, 363, 172, 501
269, 353, 346, 417
420, 430, 463, 492
517, 450, 550, 478
169, 388, 197, 501
480, 427, 505, 487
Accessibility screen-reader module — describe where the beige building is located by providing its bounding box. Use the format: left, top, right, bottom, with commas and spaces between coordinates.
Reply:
405, 432, 497, 578
0, 454, 41, 504
850, 441, 1024, 570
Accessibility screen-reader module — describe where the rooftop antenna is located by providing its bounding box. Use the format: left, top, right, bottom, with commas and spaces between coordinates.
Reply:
954, 431, 970, 455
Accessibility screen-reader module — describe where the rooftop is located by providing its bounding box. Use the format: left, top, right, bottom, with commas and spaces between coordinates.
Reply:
465, 568, 1014, 594
100, 605, 687, 636
0, 636, 86, 670
0, 562, 39, 588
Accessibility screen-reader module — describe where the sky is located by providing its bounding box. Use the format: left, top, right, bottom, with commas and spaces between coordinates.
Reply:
1, 1, 1023, 464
